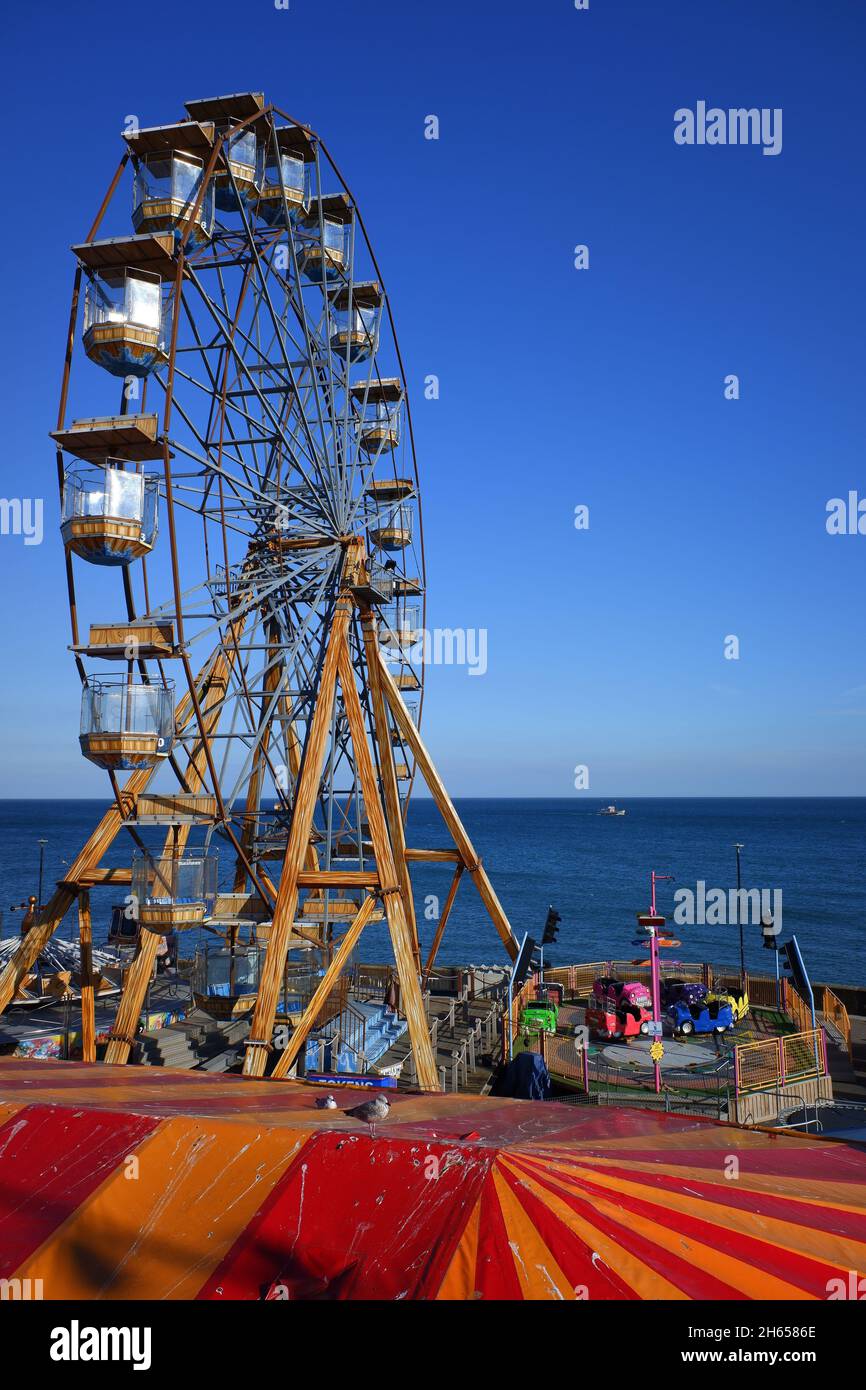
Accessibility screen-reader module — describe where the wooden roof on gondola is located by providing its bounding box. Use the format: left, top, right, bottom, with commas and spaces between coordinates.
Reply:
184, 92, 265, 123
303, 192, 354, 224
330, 280, 383, 310
71, 234, 177, 279
124, 120, 214, 157
51, 414, 163, 463
350, 378, 403, 403
271, 124, 317, 161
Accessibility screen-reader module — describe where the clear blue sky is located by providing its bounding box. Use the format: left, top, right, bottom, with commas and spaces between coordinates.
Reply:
1, 0, 864, 797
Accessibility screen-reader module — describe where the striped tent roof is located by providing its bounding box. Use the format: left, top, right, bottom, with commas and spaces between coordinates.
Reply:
0, 1058, 864, 1300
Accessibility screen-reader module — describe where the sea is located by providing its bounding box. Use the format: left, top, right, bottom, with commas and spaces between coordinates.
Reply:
1, 797, 864, 987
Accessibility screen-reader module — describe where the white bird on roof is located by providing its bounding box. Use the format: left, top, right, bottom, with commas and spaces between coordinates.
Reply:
315, 1093, 338, 1110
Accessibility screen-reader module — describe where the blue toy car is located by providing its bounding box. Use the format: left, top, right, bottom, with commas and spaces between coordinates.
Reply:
666, 996, 734, 1036
661, 979, 708, 1010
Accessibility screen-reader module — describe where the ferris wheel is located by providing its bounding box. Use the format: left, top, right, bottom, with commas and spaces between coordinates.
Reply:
0, 92, 517, 1087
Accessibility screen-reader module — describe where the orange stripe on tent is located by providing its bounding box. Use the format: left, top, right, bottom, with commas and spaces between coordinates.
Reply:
512, 1158, 817, 1299
14, 1116, 309, 1299
0, 1103, 161, 1280
496, 1156, 690, 1300
0, 1102, 23, 1130
494, 1162, 645, 1299
436, 1195, 482, 1300
490, 1165, 576, 1300
497, 1156, 695, 1295
547, 1159, 866, 1289
572, 1158, 866, 1239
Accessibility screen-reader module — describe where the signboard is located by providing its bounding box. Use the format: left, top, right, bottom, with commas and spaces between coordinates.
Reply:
782, 934, 814, 1012
636, 913, 665, 929
644, 1020, 663, 1037
511, 933, 538, 991
306, 1073, 396, 1089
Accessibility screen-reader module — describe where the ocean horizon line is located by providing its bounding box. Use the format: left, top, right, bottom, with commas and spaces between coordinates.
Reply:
0, 794, 863, 804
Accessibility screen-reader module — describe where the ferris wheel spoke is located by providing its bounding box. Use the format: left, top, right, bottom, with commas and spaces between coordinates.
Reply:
179, 281, 343, 531
189, 254, 329, 489
198, 254, 340, 510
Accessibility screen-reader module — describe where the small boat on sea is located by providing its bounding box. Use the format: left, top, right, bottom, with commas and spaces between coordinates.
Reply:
598, 804, 626, 816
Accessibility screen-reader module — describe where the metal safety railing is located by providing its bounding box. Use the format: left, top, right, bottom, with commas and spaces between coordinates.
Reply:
351, 963, 400, 1011
338, 1000, 369, 1068
781, 979, 814, 1034
534, 959, 788, 1007
822, 986, 852, 1060
536, 1029, 733, 1118
733, 1028, 827, 1094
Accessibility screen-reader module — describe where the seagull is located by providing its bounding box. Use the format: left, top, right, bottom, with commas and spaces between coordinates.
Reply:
315, 1094, 338, 1110
345, 1093, 391, 1137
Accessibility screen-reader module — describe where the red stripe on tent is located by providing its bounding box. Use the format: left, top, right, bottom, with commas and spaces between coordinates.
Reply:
199, 1134, 493, 1301
537, 1163, 847, 1297
561, 1143, 866, 1185
472, 1170, 525, 1300
502, 1157, 740, 1300
494, 1162, 639, 1299
575, 1160, 866, 1242
0, 1103, 160, 1277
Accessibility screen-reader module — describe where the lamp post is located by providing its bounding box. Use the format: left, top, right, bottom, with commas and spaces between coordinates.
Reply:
37, 839, 48, 910
645, 871, 674, 1095
761, 910, 781, 1009
734, 842, 745, 990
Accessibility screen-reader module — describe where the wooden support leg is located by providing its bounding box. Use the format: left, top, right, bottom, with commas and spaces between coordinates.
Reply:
0, 805, 147, 1016
376, 653, 519, 962
360, 610, 418, 966
243, 589, 354, 1077
270, 894, 377, 1079
338, 642, 439, 1091
78, 892, 96, 1063
233, 626, 288, 892
422, 864, 464, 989
104, 929, 160, 1065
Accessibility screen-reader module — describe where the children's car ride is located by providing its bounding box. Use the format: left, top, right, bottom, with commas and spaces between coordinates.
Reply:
519, 991, 559, 1036
661, 978, 748, 1025
587, 978, 654, 1039
666, 995, 734, 1036
661, 979, 707, 1009
708, 989, 749, 1023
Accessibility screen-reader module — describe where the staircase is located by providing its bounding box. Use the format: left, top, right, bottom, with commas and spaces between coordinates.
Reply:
375, 996, 501, 1093
130, 1012, 249, 1071
345, 1002, 407, 1070
308, 1001, 407, 1075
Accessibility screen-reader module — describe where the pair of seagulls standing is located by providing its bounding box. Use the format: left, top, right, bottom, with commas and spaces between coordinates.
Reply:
316, 1091, 391, 1137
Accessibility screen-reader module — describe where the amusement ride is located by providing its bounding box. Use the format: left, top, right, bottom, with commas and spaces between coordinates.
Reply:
0, 92, 518, 1089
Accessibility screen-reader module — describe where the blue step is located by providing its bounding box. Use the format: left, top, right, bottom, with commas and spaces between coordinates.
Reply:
303, 1003, 408, 1075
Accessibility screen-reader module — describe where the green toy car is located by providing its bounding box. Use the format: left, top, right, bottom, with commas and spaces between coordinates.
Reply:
519, 997, 559, 1036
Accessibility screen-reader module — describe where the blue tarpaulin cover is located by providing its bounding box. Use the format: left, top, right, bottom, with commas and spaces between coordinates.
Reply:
492, 1051, 552, 1100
